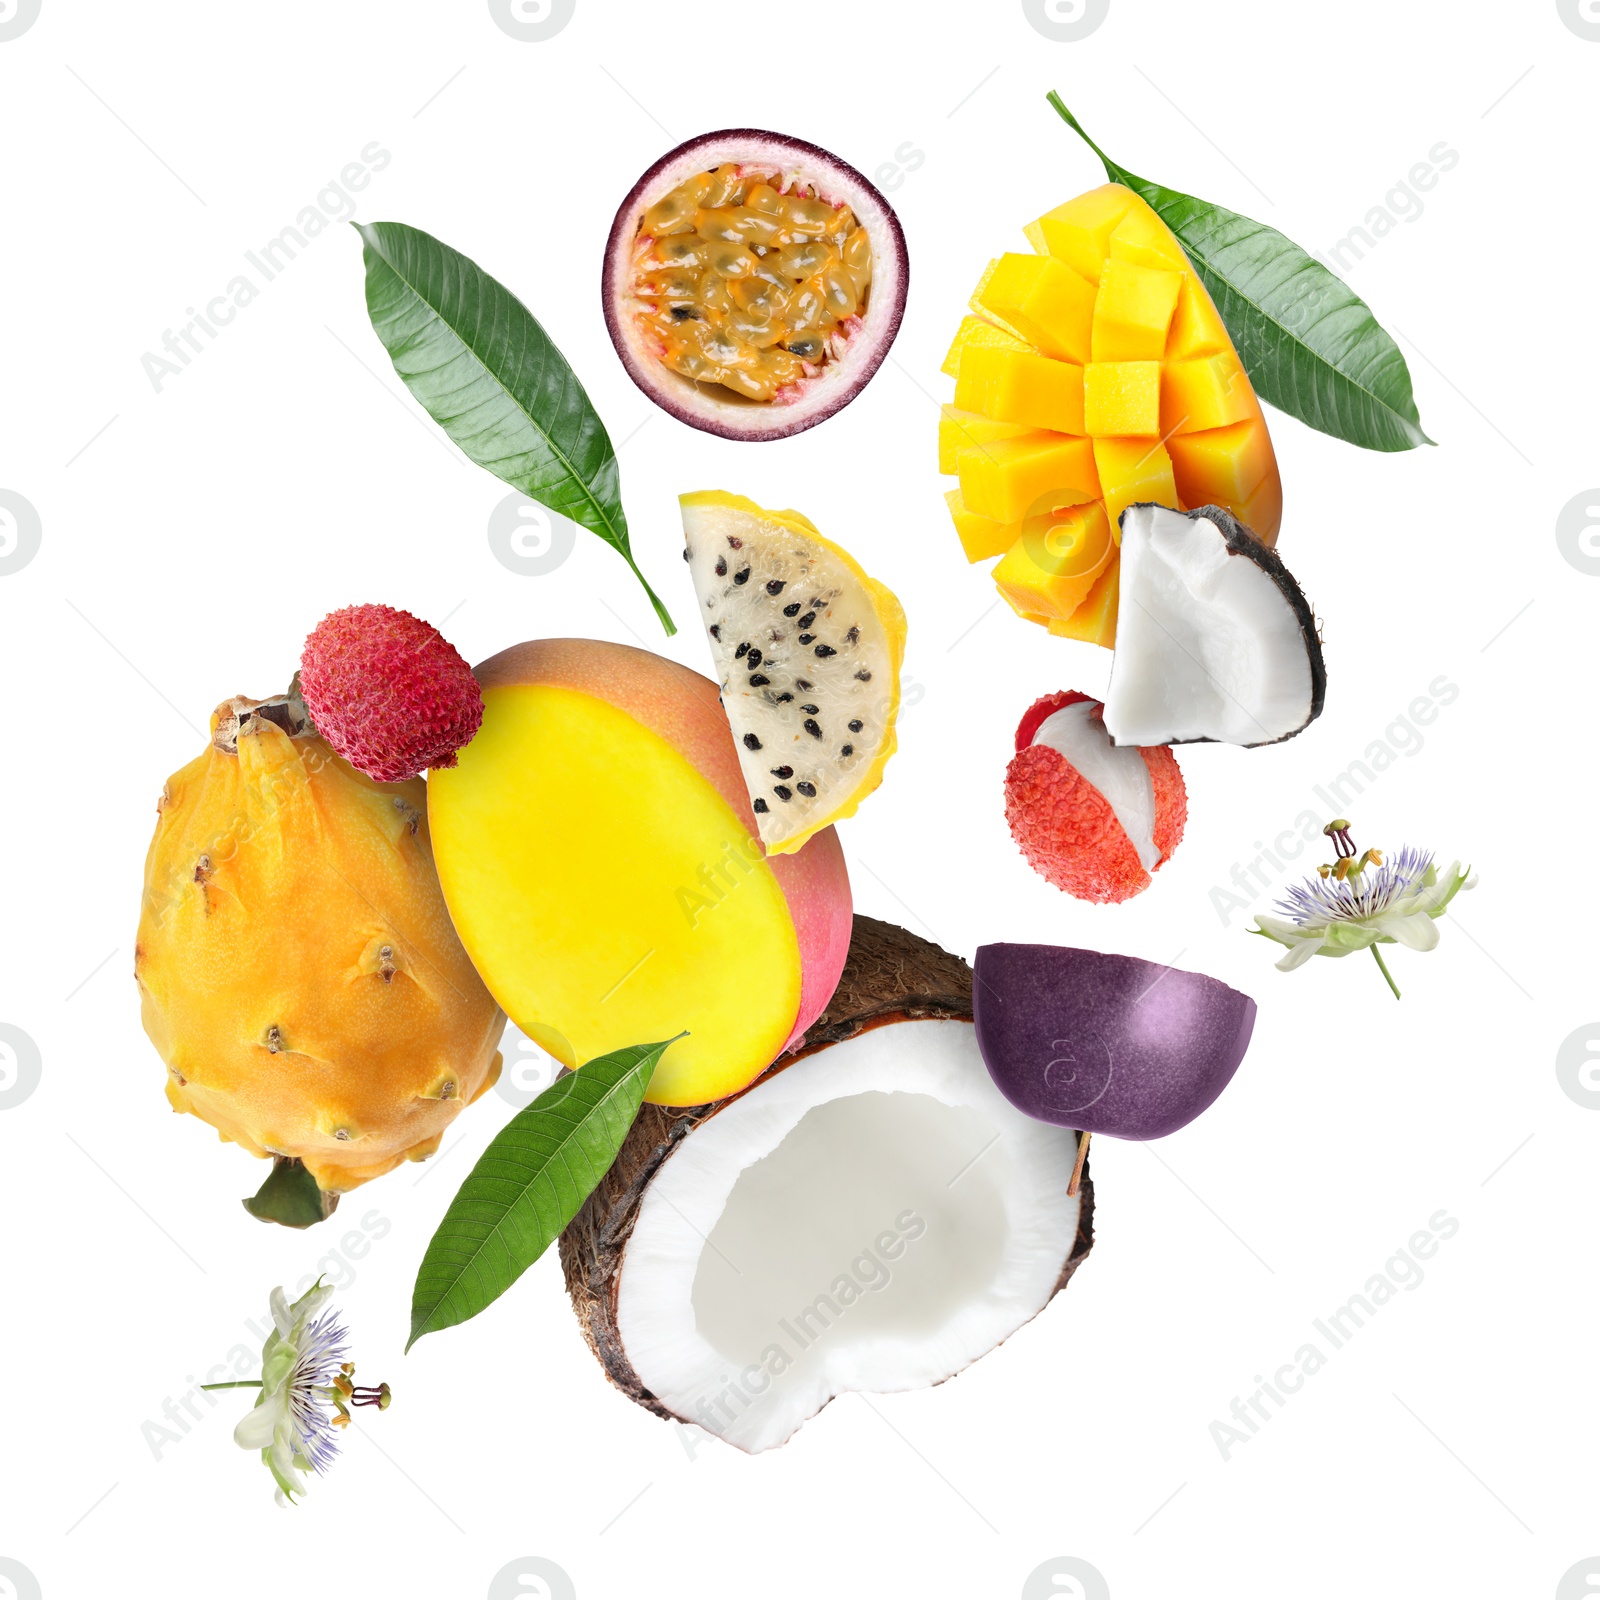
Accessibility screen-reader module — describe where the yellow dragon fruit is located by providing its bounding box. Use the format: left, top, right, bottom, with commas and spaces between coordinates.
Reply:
135, 692, 505, 1196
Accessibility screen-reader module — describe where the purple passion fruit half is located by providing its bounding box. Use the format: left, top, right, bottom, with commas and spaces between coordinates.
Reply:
602, 129, 908, 441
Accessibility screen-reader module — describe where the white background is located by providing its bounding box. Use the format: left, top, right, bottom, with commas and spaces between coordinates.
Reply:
2, 2, 1595, 1597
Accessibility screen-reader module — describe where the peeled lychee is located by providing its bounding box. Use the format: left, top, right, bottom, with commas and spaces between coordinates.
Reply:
299, 604, 483, 782
1004, 691, 1186, 903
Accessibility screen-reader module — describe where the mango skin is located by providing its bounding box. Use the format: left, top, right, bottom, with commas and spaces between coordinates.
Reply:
136, 702, 506, 1193
428, 640, 853, 1108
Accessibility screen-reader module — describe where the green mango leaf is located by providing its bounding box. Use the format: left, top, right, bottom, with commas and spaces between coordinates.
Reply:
353, 220, 676, 633
407, 1035, 682, 1349
1047, 93, 1433, 453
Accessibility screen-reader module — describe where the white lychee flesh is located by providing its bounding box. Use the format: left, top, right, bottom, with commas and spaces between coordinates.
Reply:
1031, 700, 1159, 870
1106, 502, 1323, 747
613, 1019, 1081, 1453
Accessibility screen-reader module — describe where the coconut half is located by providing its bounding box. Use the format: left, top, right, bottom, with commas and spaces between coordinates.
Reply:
1105, 503, 1326, 747
602, 129, 909, 441
560, 918, 1093, 1453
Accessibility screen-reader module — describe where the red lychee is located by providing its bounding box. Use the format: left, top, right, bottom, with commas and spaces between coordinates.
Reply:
1004, 691, 1186, 904
299, 604, 483, 783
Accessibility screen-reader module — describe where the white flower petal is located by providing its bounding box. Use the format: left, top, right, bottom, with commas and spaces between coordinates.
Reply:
1376, 911, 1440, 951
1276, 936, 1325, 971
233, 1400, 281, 1451
269, 1286, 293, 1337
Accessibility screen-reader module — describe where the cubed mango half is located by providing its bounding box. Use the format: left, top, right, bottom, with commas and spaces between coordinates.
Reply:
943, 183, 1281, 646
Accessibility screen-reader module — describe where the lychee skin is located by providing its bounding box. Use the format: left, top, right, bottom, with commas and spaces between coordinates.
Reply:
1004, 693, 1187, 904
299, 605, 483, 783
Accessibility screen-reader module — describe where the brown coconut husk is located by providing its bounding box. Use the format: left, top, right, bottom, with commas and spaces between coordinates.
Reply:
558, 915, 1096, 1424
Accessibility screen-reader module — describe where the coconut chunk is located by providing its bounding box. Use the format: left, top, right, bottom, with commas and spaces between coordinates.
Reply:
613, 1019, 1082, 1452
1105, 502, 1325, 747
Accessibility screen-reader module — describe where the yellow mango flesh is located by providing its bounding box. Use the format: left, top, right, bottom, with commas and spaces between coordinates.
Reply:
941, 314, 1028, 379
1084, 361, 1161, 437
945, 488, 1016, 563
429, 682, 806, 1107
938, 406, 1031, 475
941, 184, 1282, 647
955, 431, 1099, 525
1024, 184, 1133, 283
1047, 560, 1120, 646
955, 345, 1084, 434
992, 502, 1114, 621
1091, 258, 1183, 361
1093, 436, 1178, 533
973, 253, 1096, 364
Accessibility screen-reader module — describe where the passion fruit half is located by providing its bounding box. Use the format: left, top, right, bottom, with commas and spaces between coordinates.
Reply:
603, 129, 909, 441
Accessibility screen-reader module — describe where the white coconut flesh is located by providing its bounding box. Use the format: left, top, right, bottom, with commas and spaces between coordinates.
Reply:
1105, 503, 1318, 747
684, 499, 896, 851
613, 1019, 1082, 1453
1032, 701, 1159, 870
604, 132, 907, 441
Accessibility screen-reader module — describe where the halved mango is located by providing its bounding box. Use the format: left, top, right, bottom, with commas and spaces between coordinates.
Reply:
941, 184, 1282, 646
428, 640, 852, 1107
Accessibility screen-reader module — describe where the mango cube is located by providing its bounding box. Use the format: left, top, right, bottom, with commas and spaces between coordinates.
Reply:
1107, 207, 1188, 274
1091, 258, 1182, 361
1047, 559, 1120, 646
941, 314, 1029, 379
974, 253, 1095, 365
1165, 276, 1230, 361
1168, 417, 1272, 509
955, 345, 1084, 434
1161, 352, 1254, 436
1092, 436, 1177, 536
938, 405, 1032, 475
944, 488, 1016, 563
957, 431, 1099, 525
1084, 361, 1161, 437
1023, 184, 1135, 284
992, 502, 1114, 621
